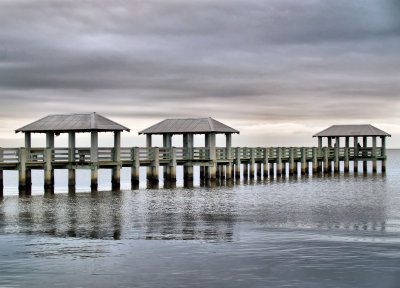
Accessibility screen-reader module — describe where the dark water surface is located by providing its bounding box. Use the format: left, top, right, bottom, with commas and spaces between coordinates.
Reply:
1, 151, 400, 287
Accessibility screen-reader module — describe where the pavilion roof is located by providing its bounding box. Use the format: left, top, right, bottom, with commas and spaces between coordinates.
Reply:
139, 117, 239, 135
15, 113, 130, 133
313, 125, 390, 137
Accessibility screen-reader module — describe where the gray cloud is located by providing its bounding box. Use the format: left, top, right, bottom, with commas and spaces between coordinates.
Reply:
0, 0, 399, 144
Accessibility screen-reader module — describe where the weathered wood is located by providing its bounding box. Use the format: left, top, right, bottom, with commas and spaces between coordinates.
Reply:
312, 147, 318, 174
112, 131, 121, 189
44, 148, 53, 189
235, 147, 241, 179
301, 147, 306, 175
276, 148, 282, 177
323, 147, 329, 174
90, 131, 98, 190
263, 148, 269, 178
131, 147, 140, 184
381, 136, 386, 172
354, 136, 359, 173
250, 148, 255, 178
372, 136, 377, 173
363, 136, 368, 172
68, 132, 76, 186
344, 147, 349, 173
334, 147, 339, 173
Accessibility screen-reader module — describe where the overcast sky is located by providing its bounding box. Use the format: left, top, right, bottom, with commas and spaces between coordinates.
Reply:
0, 0, 399, 147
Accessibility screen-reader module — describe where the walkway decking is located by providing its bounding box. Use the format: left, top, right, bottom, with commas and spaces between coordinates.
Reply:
0, 146, 386, 195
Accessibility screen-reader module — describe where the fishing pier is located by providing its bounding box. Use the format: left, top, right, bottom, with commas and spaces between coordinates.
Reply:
0, 113, 390, 195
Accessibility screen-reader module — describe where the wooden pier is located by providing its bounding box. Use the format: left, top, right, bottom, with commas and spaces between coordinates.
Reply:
0, 145, 387, 195
0, 114, 391, 196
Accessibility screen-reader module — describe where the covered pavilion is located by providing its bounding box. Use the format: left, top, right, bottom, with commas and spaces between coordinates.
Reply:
139, 117, 239, 180
15, 112, 130, 190
313, 124, 391, 172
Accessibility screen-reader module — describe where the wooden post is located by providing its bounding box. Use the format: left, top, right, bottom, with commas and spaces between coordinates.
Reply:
263, 148, 269, 178
363, 136, 368, 172
170, 147, 177, 181
226, 133, 232, 180
277, 148, 282, 177
163, 134, 172, 179
372, 136, 377, 173
270, 148, 275, 177
68, 132, 76, 187
45, 132, 55, 189
243, 163, 248, 178
150, 147, 159, 182
318, 137, 322, 148
183, 134, 193, 180
344, 147, 349, 173
381, 136, 386, 172
24, 132, 32, 188
19, 148, 27, 190
344, 137, 349, 173
301, 147, 306, 175
235, 147, 241, 179
317, 147, 322, 173
209, 133, 217, 180
323, 147, 329, 174
312, 147, 318, 174
90, 131, 98, 190
249, 148, 255, 178
353, 136, 358, 173
44, 147, 53, 189
131, 147, 140, 185
289, 147, 294, 176
112, 131, 121, 190
334, 146, 339, 173
146, 134, 152, 177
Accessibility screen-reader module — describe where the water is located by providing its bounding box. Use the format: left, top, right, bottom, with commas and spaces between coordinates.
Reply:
1, 151, 400, 287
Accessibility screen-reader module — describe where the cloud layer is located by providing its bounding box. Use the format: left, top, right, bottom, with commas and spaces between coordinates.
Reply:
0, 0, 399, 146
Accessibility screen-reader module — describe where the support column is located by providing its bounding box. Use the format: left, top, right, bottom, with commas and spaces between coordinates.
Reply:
45, 132, 55, 189
334, 146, 339, 173
249, 148, 255, 178
318, 137, 323, 148
163, 134, 172, 179
68, 132, 76, 187
207, 133, 217, 180
317, 147, 323, 173
90, 131, 98, 190
24, 132, 32, 188
323, 147, 329, 174
243, 163, 248, 179
263, 148, 269, 178
226, 133, 232, 180
183, 134, 193, 180
354, 136, 358, 173
149, 147, 159, 182
276, 148, 282, 177
235, 147, 241, 179
19, 148, 28, 190
131, 147, 140, 186
221, 165, 226, 180
146, 134, 152, 177
112, 131, 121, 190
372, 136, 377, 173
269, 148, 275, 177
363, 136, 368, 173
289, 147, 295, 176
344, 137, 350, 173
301, 147, 306, 175
170, 147, 177, 181
312, 147, 318, 174
381, 136, 386, 172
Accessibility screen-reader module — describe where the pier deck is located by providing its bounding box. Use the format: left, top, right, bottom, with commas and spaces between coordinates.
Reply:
0, 146, 386, 195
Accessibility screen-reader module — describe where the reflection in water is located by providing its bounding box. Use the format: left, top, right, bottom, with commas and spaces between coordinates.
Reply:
0, 171, 390, 243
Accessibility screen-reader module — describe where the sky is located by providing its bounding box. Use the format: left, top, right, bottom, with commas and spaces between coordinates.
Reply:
0, 0, 399, 148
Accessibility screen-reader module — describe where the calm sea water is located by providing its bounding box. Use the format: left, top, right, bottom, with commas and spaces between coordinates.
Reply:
1, 150, 400, 287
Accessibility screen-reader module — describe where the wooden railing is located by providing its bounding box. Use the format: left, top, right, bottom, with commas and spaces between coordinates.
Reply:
0, 146, 387, 165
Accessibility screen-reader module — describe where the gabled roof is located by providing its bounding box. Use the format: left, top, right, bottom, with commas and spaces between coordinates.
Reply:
313, 125, 390, 137
16, 113, 130, 133
139, 118, 239, 135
